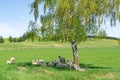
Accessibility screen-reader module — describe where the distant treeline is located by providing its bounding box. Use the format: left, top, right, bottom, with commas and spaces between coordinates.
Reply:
8, 34, 26, 43
87, 35, 119, 40
0, 34, 26, 43
0, 35, 120, 43
0, 36, 4, 43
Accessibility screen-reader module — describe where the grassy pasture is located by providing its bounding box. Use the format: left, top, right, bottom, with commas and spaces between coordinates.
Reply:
0, 39, 120, 80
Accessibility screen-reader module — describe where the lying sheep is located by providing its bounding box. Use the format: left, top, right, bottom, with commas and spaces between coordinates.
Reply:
47, 60, 59, 67
56, 62, 67, 68
32, 60, 38, 65
66, 60, 73, 68
40, 62, 47, 67
58, 56, 66, 63
32, 59, 44, 65
47, 62, 54, 67
10, 57, 15, 63
7, 57, 15, 64
7, 60, 13, 64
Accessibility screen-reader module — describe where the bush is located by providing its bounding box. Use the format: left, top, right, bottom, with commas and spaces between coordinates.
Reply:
13, 38, 17, 42
0, 36, 4, 43
8, 36, 13, 42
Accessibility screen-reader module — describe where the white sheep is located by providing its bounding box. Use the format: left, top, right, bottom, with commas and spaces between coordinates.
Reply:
7, 57, 15, 64
38, 59, 44, 63
32, 60, 37, 65
10, 57, 15, 63
6, 60, 12, 64
32, 59, 44, 65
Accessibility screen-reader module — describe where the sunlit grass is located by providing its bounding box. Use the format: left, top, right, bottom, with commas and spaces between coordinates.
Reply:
0, 39, 120, 80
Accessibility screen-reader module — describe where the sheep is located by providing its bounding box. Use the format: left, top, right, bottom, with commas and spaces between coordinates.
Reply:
40, 62, 47, 67
58, 56, 66, 63
47, 62, 54, 67
38, 59, 44, 63
66, 60, 77, 69
47, 60, 58, 67
56, 62, 67, 68
6, 57, 15, 64
32, 59, 44, 65
10, 57, 15, 63
32, 60, 37, 65
6, 60, 12, 64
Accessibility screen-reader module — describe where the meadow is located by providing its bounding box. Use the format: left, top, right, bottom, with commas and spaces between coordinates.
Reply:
0, 39, 120, 80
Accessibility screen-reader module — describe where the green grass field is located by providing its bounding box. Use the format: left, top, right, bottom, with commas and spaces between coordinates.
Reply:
0, 39, 120, 80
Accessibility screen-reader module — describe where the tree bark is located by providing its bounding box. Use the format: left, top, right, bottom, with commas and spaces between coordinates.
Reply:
71, 41, 80, 70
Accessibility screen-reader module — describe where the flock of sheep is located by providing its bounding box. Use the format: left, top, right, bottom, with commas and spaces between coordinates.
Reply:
31, 56, 75, 69
7, 56, 75, 69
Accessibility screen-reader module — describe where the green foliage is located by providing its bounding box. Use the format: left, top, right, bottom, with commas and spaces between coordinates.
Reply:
27, 20, 39, 42
13, 38, 17, 42
17, 34, 26, 42
0, 36, 4, 43
8, 36, 13, 42
8, 34, 26, 43
31, 0, 120, 42
97, 30, 107, 39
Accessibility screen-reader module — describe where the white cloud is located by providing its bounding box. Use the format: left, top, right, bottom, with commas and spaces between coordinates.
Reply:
0, 22, 26, 38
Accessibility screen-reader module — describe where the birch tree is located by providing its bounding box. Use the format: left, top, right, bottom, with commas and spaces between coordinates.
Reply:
30, 0, 120, 70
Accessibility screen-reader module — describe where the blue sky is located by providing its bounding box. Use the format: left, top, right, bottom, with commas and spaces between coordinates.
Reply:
0, 0, 120, 38
0, 0, 35, 37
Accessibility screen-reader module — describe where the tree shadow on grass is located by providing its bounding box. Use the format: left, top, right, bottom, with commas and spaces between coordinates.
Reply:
15, 62, 111, 71
16, 62, 71, 71
52, 63, 111, 71
16, 62, 34, 67
79, 63, 111, 70
16, 62, 49, 67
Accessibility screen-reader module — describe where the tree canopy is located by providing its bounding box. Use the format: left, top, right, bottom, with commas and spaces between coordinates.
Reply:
31, 0, 120, 42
